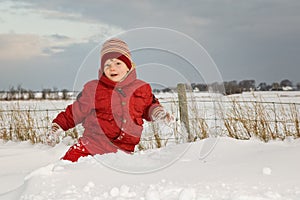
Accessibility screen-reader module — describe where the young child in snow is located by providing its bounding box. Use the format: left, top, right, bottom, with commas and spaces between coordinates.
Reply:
50, 38, 173, 162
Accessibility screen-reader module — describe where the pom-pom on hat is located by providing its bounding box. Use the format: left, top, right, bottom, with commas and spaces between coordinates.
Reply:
100, 38, 132, 71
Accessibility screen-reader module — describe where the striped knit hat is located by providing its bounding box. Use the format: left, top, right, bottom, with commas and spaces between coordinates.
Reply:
100, 38, 132, 71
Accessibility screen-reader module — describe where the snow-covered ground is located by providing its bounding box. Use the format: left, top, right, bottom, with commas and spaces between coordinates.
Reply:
0, 137, 300, 200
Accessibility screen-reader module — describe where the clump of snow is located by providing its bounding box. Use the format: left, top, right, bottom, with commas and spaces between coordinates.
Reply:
178, 188, 196, 200
109, 187, 119, 197
83, 181, 95, 193
145, 185, 160, 200
262, 167, 272, 176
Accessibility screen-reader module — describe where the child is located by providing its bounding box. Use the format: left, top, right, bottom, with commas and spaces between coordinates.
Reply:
50, 38, 172, 162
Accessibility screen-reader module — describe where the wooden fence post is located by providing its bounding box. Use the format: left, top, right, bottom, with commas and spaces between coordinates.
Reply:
177, 83, 192, 142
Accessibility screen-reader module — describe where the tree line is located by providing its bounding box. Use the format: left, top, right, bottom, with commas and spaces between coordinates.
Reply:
1, 79, 300, 100
0, 86, 78, 100
154, 79, 300, 95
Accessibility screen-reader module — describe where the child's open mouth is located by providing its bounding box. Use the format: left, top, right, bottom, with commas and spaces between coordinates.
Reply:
110, 73, 118, 77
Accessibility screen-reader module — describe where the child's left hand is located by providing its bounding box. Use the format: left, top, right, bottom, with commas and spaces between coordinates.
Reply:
152, 107, 175, 125
163, 112, 175, 125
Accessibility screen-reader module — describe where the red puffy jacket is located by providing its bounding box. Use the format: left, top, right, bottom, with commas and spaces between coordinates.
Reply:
53, 69, 160, 155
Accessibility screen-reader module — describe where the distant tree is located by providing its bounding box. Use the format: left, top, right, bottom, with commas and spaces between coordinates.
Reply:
28, 90, 35, 100
280, 79, 293, 87
42, 89, 52, 99
191, 83, 208, 92
224, 80, 241, 95
162, 87, 171, 93
239, 80, 256, 91
8, 86, 17, 100
208, 82, 225, 94
191, 83, 197, 90
297, 83, 300, 91
17, 84, 27, 100
257, 82, 270, 91
199, 84, 208, 91
61, 89, 69, 100
271, 82, 281, 91
152, 88, 161, 93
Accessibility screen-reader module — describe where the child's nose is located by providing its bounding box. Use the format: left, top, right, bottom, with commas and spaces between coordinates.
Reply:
109, 63, 117, 70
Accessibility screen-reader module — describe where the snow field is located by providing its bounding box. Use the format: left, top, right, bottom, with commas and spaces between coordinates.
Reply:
1, 137, 300, 200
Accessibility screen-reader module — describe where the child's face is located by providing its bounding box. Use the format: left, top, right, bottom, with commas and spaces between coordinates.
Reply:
103, 58, 129, 82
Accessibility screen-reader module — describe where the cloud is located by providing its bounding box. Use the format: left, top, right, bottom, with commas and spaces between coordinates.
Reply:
49, 34, 70, 40
1, 0, 300, 90
0, 34, 45, 60
0, 0, 124, 61
0, 33, 81, 60
0, 1, 124, 43
0, 33, 73, 60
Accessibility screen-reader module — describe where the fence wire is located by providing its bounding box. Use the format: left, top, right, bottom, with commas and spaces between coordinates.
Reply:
0, 100, 300, 146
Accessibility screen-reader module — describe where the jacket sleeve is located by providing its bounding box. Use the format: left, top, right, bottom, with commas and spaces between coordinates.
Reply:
52, 81, 96, 131
142, 85, 162, 121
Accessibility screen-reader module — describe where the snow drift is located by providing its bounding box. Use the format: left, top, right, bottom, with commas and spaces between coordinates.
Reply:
1, 137, 300, 200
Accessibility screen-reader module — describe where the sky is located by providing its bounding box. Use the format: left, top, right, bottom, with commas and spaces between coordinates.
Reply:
0, 0, 300, 91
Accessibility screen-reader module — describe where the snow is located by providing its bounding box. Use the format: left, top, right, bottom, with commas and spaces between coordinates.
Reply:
262, 167, 272, 176
0, 137, 300, 200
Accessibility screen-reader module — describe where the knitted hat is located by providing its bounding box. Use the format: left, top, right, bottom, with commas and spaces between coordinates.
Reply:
100, 38, 132, 71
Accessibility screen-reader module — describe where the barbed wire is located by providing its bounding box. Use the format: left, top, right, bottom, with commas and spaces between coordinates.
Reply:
0, 100, 299, 144
0, 99, 299, 113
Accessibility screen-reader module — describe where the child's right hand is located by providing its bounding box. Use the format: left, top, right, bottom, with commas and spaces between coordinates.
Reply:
44, 123, 63, 146
51, 123, 62, 133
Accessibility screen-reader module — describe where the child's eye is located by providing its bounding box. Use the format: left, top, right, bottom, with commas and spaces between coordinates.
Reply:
116, 62, 121, 65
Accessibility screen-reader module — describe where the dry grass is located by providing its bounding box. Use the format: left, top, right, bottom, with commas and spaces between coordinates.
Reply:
0, 103, 78, 145
0, 103, 42, 143
221, 97, 300, 142
141, 92, 300, 148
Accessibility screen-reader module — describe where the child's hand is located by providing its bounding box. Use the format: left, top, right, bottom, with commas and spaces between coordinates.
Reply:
51, 123, 62, 134
164, 112, 175, 125
152, 107, 175, 125
43, 123, 63, 146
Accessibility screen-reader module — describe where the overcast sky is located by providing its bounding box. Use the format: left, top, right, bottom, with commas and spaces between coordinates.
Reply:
0, 0, 300, 90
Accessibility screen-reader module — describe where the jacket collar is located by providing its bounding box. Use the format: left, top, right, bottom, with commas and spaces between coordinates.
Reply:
98, 69, 137, 89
